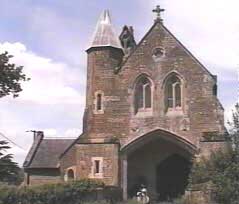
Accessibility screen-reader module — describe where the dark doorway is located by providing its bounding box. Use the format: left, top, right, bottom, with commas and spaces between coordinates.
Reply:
67, 169, 74, 181
156, 154, 191, 201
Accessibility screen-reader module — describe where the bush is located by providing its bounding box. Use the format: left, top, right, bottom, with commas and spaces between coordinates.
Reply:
189, 149, 239, 204
0, 179, 123, 204
173, 194, 204, 204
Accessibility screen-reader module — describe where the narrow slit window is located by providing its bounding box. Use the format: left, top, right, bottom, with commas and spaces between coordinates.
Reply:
91, 157, 103, 178
94, 160, 100, 174
96, 94, 102, 111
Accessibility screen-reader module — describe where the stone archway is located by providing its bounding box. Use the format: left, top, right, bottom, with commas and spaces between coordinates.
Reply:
156, 154, 191, 201
121, 129, 197, 201
67, 169, 75, 181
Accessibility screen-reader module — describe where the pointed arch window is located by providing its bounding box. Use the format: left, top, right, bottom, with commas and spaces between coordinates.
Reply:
134, 76, 152, 114
165, 75, 182, 111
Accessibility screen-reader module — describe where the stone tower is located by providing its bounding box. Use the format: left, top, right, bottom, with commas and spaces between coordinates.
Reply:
24, 7, 229, 202
84, 10, 124, 137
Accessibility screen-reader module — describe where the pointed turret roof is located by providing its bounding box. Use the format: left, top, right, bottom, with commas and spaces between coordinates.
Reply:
88, 10, 122, 50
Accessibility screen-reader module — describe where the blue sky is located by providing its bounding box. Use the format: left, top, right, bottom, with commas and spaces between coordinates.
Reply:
0, 0, 238, 165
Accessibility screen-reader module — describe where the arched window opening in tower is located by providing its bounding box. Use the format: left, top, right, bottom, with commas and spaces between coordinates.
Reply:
134, 77, 152, 114
165, 75, 182, 112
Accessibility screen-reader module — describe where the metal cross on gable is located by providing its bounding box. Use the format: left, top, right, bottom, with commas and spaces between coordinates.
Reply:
152, 5, 165, 22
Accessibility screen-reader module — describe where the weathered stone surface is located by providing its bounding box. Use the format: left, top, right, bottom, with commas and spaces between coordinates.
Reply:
25, 10, 228, 200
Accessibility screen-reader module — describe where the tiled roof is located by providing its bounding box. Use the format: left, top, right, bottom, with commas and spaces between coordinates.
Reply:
88, 10, 122, 50
24, 138, 74, 169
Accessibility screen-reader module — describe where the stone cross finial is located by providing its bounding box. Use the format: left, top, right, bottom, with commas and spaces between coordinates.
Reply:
152, 5, 165, 22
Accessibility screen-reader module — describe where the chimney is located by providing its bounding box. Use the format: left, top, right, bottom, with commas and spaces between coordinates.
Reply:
129, 26, 134, 35
33, 131, 44, 141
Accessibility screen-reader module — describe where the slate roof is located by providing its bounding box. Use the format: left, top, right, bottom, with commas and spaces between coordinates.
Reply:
24, 138, 74, 169
88, 10, 122, 50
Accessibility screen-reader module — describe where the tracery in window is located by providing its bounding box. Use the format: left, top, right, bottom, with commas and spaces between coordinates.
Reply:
165, 74, 182, 111
134, 76, 152, 114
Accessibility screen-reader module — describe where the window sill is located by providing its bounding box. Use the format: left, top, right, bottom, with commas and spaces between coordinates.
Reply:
135, 108, 153, 118
166, 108, 183, 116
90, 173, 103, 179
93, 110, 104, 115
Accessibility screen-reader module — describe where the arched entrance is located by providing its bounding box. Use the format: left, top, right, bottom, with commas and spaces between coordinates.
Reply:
121, 129, 197, 201
67, 169, 74, 181
156, 154, 191, 201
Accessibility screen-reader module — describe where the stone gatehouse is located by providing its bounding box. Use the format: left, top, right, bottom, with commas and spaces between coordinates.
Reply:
24, 6, 228, 201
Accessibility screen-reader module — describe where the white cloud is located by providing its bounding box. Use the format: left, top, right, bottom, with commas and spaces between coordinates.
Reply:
140, 0, 239, 73
0, 0, 238, 166
0, 42, 85, 165
0, 42, 85, 105
64, 128, 82, 138
42, 128, 81, 138
140, 0, 239, 115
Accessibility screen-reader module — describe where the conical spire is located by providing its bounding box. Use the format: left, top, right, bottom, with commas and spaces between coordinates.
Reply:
88, 10, 122, 50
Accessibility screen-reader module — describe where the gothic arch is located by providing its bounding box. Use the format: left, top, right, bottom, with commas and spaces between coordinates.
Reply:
162, 71, 185, 112
121, 128, 197, 155
133, 74, 154, 114
162, 71, 185, 88
121, 128, 197, 200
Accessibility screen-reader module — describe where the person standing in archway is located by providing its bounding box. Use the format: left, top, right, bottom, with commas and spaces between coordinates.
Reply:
136, 184, 150, 204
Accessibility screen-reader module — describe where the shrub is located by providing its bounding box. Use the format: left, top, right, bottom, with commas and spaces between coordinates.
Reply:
173, 194, 204, 204
0, 179, 123, 204
189, 149, 239, 204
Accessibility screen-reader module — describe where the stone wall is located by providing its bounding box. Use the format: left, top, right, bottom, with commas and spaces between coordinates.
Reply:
73, 143, 119, 186
200, 140, 230, 158
84, 21, 225, 150
115, 23, 225, 147
25, 169, 61, 185
60, 144, 77, 174
58, 21, 228, 197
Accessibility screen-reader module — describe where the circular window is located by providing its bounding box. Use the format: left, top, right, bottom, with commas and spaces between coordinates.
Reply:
152, 47, 164, 62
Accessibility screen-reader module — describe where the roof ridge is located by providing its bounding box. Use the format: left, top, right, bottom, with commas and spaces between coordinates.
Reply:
115, 21, 216, 81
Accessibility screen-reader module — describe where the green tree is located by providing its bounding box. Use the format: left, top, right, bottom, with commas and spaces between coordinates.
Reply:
229, 103, 239, 153
0, 51, 28, 185
0, 141, 21, 185
0, 51, 29, 98
189, 103, 239, 204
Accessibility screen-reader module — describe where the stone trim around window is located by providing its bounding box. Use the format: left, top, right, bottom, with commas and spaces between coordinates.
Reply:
134, 75, 153, 117
64, 167, 76, 182
89, 157, 104, 179
93, 91, 104, 114
163, 73, 184, 115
